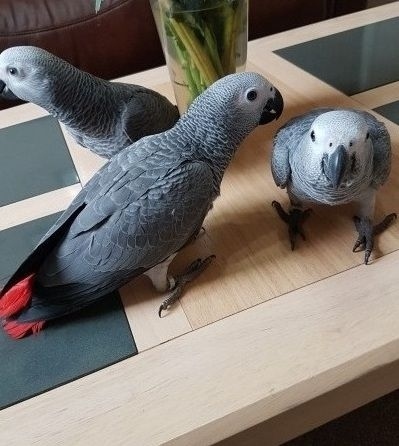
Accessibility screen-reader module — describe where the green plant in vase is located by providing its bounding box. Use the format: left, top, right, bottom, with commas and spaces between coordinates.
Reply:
152, 0, 248, 112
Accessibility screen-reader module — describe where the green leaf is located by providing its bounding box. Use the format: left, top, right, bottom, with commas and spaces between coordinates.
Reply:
95, 0, 103, 13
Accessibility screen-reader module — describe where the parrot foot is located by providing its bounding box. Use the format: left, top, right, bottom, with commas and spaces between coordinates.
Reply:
158, 255, 215, 317
272, 201, 313, 250
352, 213, 397, 264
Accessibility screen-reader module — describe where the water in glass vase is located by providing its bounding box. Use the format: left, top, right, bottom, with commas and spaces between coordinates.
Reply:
151, 0, 248, 114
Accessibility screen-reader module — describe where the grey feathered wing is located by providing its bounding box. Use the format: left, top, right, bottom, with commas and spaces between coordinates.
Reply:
271, 108, 334, 188
359, 111, 391, 188
122, 88, 179, 142
5, 147, 213, 323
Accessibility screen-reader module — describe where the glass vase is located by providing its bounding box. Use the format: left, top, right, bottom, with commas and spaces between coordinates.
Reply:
150, 0, 248, 114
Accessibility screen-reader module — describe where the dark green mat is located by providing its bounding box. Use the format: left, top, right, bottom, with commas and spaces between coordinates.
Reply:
375, 101, 399, 125
0, 214, 137, 410
0, 292, 136, 410
0, 213, 61, 284
275, 17, 399, 95
0, 115, 138, 409
0, 116, 79, 206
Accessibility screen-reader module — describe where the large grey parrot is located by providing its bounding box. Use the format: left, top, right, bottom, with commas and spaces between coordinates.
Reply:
0, 46, 180, 158
271, 108, 396, 264
0, 71, 284, 338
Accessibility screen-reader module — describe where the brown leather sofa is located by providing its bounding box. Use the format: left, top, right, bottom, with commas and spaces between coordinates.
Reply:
0, 0, 367, 110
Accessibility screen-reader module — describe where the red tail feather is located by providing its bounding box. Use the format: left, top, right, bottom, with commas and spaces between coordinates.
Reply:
0, 274, 35, 318
3, 320, 45, 339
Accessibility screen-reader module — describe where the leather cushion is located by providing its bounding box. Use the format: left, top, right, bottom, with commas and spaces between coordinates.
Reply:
0, 0, 165, 80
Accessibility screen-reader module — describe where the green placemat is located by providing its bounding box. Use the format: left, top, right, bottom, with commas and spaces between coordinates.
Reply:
0, 292, 136, 410
0, 116, 79, 206
275, 17, 399, 95
0, 213, 61, 284
375, 101, 399, 125
0, 215, 137, 409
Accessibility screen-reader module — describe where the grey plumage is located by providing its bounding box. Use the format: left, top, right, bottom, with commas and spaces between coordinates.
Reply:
271, 108, 395, 262
0, 46, 180, 158
0, 71, 284, 337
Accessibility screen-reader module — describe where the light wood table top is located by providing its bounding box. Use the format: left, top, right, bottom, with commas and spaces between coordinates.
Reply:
1, 3, 399, 445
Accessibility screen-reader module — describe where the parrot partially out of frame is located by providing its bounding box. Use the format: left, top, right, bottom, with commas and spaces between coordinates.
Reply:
0, 71, 284, 339
271, 108, 396, 264
0, 46, 180, 158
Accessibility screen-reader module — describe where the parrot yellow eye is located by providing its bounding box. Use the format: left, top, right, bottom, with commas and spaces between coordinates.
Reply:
246, 89, 257, 101
310, 130, 315, 142
8, 67, 18, 76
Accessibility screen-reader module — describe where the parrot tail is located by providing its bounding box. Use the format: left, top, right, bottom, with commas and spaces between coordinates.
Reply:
2, 320, 45, 339
0, 273, 45, 339
0, 274, 35, 317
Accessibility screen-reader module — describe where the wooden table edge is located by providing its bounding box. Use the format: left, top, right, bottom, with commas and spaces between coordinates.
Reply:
2, 249, 399, 445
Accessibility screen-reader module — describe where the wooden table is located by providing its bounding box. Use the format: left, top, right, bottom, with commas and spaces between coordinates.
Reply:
2, 3, 399, 445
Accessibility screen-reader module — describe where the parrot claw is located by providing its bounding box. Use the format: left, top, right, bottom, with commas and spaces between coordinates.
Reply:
158, 255, 215, 317
352, 213, 397, 264
195, 226, 206, 240
272, 201, 312, 250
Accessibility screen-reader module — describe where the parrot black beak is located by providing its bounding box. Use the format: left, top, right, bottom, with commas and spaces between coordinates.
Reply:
0, 80, 18, 100
259, 88, 284, 125
327, 145, 348, 189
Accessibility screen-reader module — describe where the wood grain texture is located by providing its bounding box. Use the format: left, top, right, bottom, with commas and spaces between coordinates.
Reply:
178, 53, 399, 328
351, 81, 399, 108
0, 102, 48, 130
217, 359, 399, 446
2, 249, 399, 445
120, 275, 192, 352
0, 184, 81, 231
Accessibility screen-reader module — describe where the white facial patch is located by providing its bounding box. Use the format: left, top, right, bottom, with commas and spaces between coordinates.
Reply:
311, 111, 370, 154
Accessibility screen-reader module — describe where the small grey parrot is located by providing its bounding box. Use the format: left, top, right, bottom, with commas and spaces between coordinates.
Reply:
0, 46, 180, 158
0, 72, 284, 338
271, 108, 396, 264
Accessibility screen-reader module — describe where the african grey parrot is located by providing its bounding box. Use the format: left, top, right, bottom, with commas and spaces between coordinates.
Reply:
271, 108, 396, 264
0, 46, 180, 158
0, 71, 284, 338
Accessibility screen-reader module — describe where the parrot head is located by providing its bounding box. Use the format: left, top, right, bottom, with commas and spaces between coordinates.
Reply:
306, 111, 372, 189
184, 71, 284, 138
0, 46, 55, 104
221, 71, 284, 127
